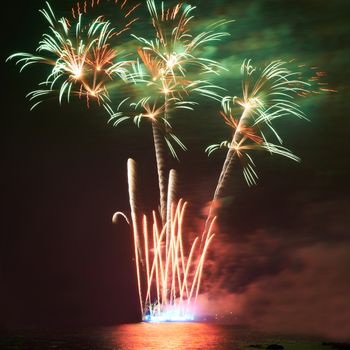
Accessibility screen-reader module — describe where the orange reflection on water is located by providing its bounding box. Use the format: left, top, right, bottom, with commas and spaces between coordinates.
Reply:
109, 323, 234, 350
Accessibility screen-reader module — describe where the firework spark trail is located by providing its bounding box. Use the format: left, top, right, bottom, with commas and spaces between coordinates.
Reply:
204, 60, 310, 234
156, 93, 171, 225
166, 169, 177, 246
127, 158, 144, 313
7, 2, 134, 109
152, 121, 168, 225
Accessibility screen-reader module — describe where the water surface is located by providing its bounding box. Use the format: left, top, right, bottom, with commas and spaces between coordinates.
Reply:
0, 323, 328, 350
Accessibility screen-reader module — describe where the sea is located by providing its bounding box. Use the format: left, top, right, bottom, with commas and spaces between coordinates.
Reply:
0, 323, 331, 350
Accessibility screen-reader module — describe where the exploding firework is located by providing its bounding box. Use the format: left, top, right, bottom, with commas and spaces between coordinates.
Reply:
204, 59, 310, 229
7, 2, 134, 109
114, 159, 216, 321
107, 0, 230, 225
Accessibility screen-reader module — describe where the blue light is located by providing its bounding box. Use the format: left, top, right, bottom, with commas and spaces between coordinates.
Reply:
143, 312, 195, 323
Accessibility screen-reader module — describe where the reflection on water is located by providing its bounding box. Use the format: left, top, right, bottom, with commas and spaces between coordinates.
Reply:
0, 323, 324, 350
109, 323, 239, 350
0, 323, 247, 350
1, 323, 242, 350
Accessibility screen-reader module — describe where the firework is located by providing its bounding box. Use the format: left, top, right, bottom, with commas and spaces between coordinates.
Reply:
205, 59, 310, 229
7, 2, 133, 109
107, 0, 230, 225
116, 159, 216, 321
7, 0, 326, 325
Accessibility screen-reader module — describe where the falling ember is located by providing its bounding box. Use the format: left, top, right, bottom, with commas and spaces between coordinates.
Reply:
118, 159, 216, 322
71, 0, 141, 34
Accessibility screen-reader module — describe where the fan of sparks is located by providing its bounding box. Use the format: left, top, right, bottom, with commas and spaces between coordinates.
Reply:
114, 160, 216, 322
206, 59, 310, 187
7, 2, 136, 108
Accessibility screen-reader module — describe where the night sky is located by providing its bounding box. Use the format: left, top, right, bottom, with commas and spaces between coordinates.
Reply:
2, 0, 350, 339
